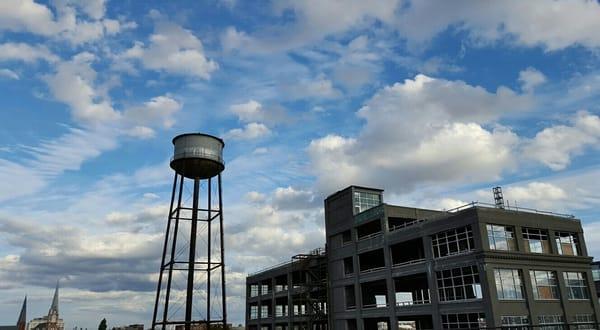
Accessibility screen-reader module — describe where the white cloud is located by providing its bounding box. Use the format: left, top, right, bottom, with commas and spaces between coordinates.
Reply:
226, 0, 400, 53
0, 43, 58, 63
523, 111, 600, 170
397, 0, 600, 51
124, 95, 182, 132
44, 52, 120, 124
0, 0, 133, 45
308, 74, 531, 194
123, 21, 218, 79
0, 0, 61, 36
0, 69, 19, 80
225, 122, 271, 140
229, 100, 288, 125
281, 74, 342, 100
519, 67, 547, 92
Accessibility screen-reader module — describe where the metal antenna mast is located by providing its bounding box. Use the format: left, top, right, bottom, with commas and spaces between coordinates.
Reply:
152, 133, 227, 330
493, 186, 505, 209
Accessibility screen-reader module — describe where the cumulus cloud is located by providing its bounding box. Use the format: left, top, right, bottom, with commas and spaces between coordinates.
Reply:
523, 111, 600, 170
225, 122, 271, 140
123, 21, 218, 79
44, 52, 120, 124
519, 67, 547, 92
123, 95, 182, 136
0, 0, 133, 45
0, 43, 58, 63
397, 0, 600, 51
308, 74, 531, 193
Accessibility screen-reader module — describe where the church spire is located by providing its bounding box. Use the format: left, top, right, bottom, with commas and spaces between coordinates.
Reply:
17, 296, 26, 330
49, 281, 59, 316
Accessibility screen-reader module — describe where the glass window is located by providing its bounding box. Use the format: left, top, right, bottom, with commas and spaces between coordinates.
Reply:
530, 270, 559, 300
353, 191, 381, 214
441, 313, 486, 329
574, 314, 595, 330
432, 226, 474, 258
564, 272, 589, 300
522, 228, 550, 253
487, 224, 516, 251
250, 305, 258, 319
261, 305, 270, 318
250, 284, 259, 297
261, 284, 270, 295
555, 232, 580, 256
538, 315, 565, 330
436, 265, 482, 301
592, 268, 600, 281
495, 269, 525, 300
501, 316, 529, 329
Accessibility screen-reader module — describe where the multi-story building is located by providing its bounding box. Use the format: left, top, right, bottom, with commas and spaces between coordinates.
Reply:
247, 186, 600, 330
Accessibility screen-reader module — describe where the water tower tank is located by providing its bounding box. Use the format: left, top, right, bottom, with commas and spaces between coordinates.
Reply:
170, 133, 225, 179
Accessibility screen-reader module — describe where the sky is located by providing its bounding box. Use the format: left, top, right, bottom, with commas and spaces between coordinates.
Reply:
1, 0, 600, 328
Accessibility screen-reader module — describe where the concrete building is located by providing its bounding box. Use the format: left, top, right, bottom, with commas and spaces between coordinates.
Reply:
247, 186, 600, 330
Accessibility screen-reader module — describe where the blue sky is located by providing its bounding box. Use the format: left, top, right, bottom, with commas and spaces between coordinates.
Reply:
1, 0, 600, 327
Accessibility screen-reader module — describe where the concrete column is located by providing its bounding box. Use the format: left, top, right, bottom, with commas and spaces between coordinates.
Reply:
423, 235, 441, 330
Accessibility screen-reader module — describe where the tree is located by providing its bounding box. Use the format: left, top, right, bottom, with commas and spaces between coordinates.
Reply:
98, 319, 107, 330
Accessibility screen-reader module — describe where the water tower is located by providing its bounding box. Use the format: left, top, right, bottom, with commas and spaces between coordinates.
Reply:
152, 133, 227, 330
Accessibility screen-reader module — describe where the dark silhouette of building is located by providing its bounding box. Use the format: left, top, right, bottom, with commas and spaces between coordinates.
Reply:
246, 185, 600, 330
0, 296, 26, 330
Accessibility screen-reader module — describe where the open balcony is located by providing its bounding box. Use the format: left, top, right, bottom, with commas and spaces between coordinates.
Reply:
390, 238, 425, 267
394, 273, 430, 306
361, 279, 388, 309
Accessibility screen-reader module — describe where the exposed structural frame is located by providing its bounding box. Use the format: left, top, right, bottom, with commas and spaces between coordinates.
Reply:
290, 248, 328, 330
151, 172, 227, 330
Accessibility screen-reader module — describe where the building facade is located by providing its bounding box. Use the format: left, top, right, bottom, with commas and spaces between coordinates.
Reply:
247, 186, 600, 330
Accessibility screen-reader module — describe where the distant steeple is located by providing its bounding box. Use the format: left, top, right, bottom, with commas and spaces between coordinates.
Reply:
49, 281, 59, 316
17, 296, 26, 330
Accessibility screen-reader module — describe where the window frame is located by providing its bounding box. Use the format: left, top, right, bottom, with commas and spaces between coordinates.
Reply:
494, 268, 525, 300
432, 225, 475, 258
522, 227, 550, 254
436, 265, 482, 302
530, 270, 560, 300
487, 224, 517, 251
555, 232, 581, 256
563, 271, 590, 300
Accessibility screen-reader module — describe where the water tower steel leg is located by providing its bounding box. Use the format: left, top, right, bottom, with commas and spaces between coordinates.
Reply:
207, 177, 212, 326
219, 173, 227, 326
162, 174, 185, 329
185, 178, 200, 330
152, 173, 178, 329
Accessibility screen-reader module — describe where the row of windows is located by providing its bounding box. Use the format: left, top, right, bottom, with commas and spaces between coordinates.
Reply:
487, 224, 581, 256
502, 314, 596, 330
495, 268, 590, 301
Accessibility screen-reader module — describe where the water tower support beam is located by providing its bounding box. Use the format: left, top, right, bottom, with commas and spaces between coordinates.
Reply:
151, 173, 178, 329
185, 178, 200, 330
219, 173, 227, 326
